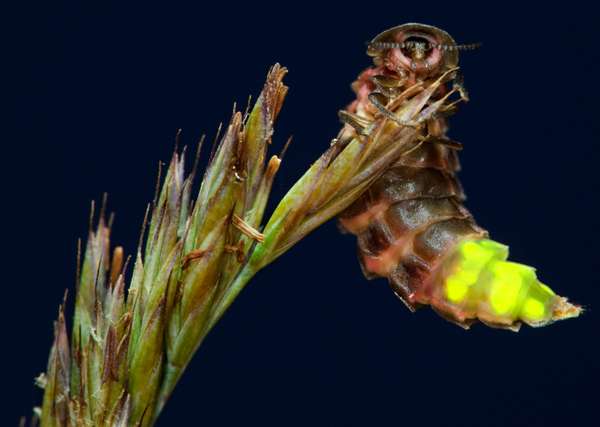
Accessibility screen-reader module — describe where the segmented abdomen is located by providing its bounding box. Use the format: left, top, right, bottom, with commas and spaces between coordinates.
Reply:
339, 139, 575, 330
339, 139, 482, 302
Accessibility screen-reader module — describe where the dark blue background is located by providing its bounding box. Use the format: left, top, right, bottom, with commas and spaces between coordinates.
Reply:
7, 1, 599, 426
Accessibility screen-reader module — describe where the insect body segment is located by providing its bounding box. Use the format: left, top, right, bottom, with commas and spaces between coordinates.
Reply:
338, 23, 581, 330
435, 239, 577, 329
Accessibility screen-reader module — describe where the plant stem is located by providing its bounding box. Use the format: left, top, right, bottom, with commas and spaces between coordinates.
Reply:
209, 263, 259, 331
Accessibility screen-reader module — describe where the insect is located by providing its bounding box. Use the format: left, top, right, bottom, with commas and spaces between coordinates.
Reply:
337, 23, 580, 331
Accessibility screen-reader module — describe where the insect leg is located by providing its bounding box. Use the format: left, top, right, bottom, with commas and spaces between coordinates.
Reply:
370, 74, 407, 98
420, 135, 463, 150
338, 110, 373, 136
452, 73, 469, 102
368, 92, 419, 128
437, 74, 471, 115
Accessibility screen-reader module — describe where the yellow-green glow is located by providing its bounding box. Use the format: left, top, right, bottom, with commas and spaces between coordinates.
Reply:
539, 282, 556, 297
439, 238, 567, 327
478, 239, 509, 256
454, 269, 479, 284
522, 298, 546, 321
443, 239, 511, 305
460, 240, 490, 263
445, 275, 470, 302
489, 262, 524, 315
459, 239, 505, 268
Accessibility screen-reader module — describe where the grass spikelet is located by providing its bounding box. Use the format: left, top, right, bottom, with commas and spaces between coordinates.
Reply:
35, 63, 435, 426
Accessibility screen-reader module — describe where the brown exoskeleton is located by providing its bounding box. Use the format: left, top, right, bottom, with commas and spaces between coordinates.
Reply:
337, 23, 580, 330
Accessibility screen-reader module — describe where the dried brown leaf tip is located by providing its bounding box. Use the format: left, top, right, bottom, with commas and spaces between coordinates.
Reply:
232, 214, 264, 242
